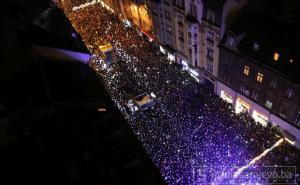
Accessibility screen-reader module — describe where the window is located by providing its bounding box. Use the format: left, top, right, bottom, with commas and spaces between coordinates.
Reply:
265, 100, 273, 109
274, 52, 280, 61
188, 32, 192, 44
240, 85, 249, 95
279, 105, 288, 118
166, 24, 172, 34
270, 80, 277, 89
253, 42, 259, 50
195, 59, 198, 66
180, 44, 184, 52
207, 30, 214, 42
179, 30, 184, 42
228, 36, 235, 47
165, 11, 171, 20
243, 66, 250, 76
252, 91, 258, 100
256, 72, 263, 83
189, 48, 192, 62
224, 56, 231, 67
177, 15, 183, 26
207, 47, 214, 59
207, 9, 215, 23
190, 4, 197, 16
206, 61, 213, 74
285, 88, 293, 99
175, 0, 185, 9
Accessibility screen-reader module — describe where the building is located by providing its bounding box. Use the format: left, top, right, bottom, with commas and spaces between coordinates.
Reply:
148, 0, 247, 89
104, 0, 247, 87
199, 0, 247, 89
216, 7, 300, 147
148, 0, 203, 72
103, 0, 154, 35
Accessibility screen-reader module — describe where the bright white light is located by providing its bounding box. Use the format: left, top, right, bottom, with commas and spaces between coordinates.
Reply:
189, 69, 199, 77
220, 90, 233, 104
285, 138, 295, 145
160, 46, 166, 54
233, 138, 284, 178
182, 60, 188, 67
72, 0, 99, 11
150, 92, 156, 98
252, 111, 268, 126
123, 19, 131, 27
167, 53, 175, 61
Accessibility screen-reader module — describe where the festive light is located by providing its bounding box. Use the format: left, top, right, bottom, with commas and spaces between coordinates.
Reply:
59, 2, 299, 184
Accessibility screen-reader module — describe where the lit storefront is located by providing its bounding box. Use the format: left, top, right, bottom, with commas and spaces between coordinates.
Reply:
252, 110, 268, 126
220, 90, 233, 104
235, 98, 250, 114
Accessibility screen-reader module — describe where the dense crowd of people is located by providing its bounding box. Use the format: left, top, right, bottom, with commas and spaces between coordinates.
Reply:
59, 1, 299, 184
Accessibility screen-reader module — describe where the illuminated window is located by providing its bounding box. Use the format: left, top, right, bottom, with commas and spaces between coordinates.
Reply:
265, 100, 273, 109
256, 72, 263, 83
273, 52, 280, 61
243, 66, 250, 76
253, 42, 259, 50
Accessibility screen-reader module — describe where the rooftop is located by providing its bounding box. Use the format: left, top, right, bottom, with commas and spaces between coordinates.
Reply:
222, 4, 300, 85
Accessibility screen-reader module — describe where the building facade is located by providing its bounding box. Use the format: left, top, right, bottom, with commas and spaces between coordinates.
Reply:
103, 0, 247, 87
148, 0, 203, 73
217, 14, 300, 147
100, 0, 300, 146
199, 0, 247, 89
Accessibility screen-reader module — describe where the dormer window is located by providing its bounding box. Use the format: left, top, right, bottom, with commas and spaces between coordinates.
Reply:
207, 9, 215, 24
273, 52, 280, 61
228, 36, 235, 48
253, 42, 259, 50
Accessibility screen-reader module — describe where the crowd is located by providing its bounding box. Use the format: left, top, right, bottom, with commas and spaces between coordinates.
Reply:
59, 1, 299, 184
